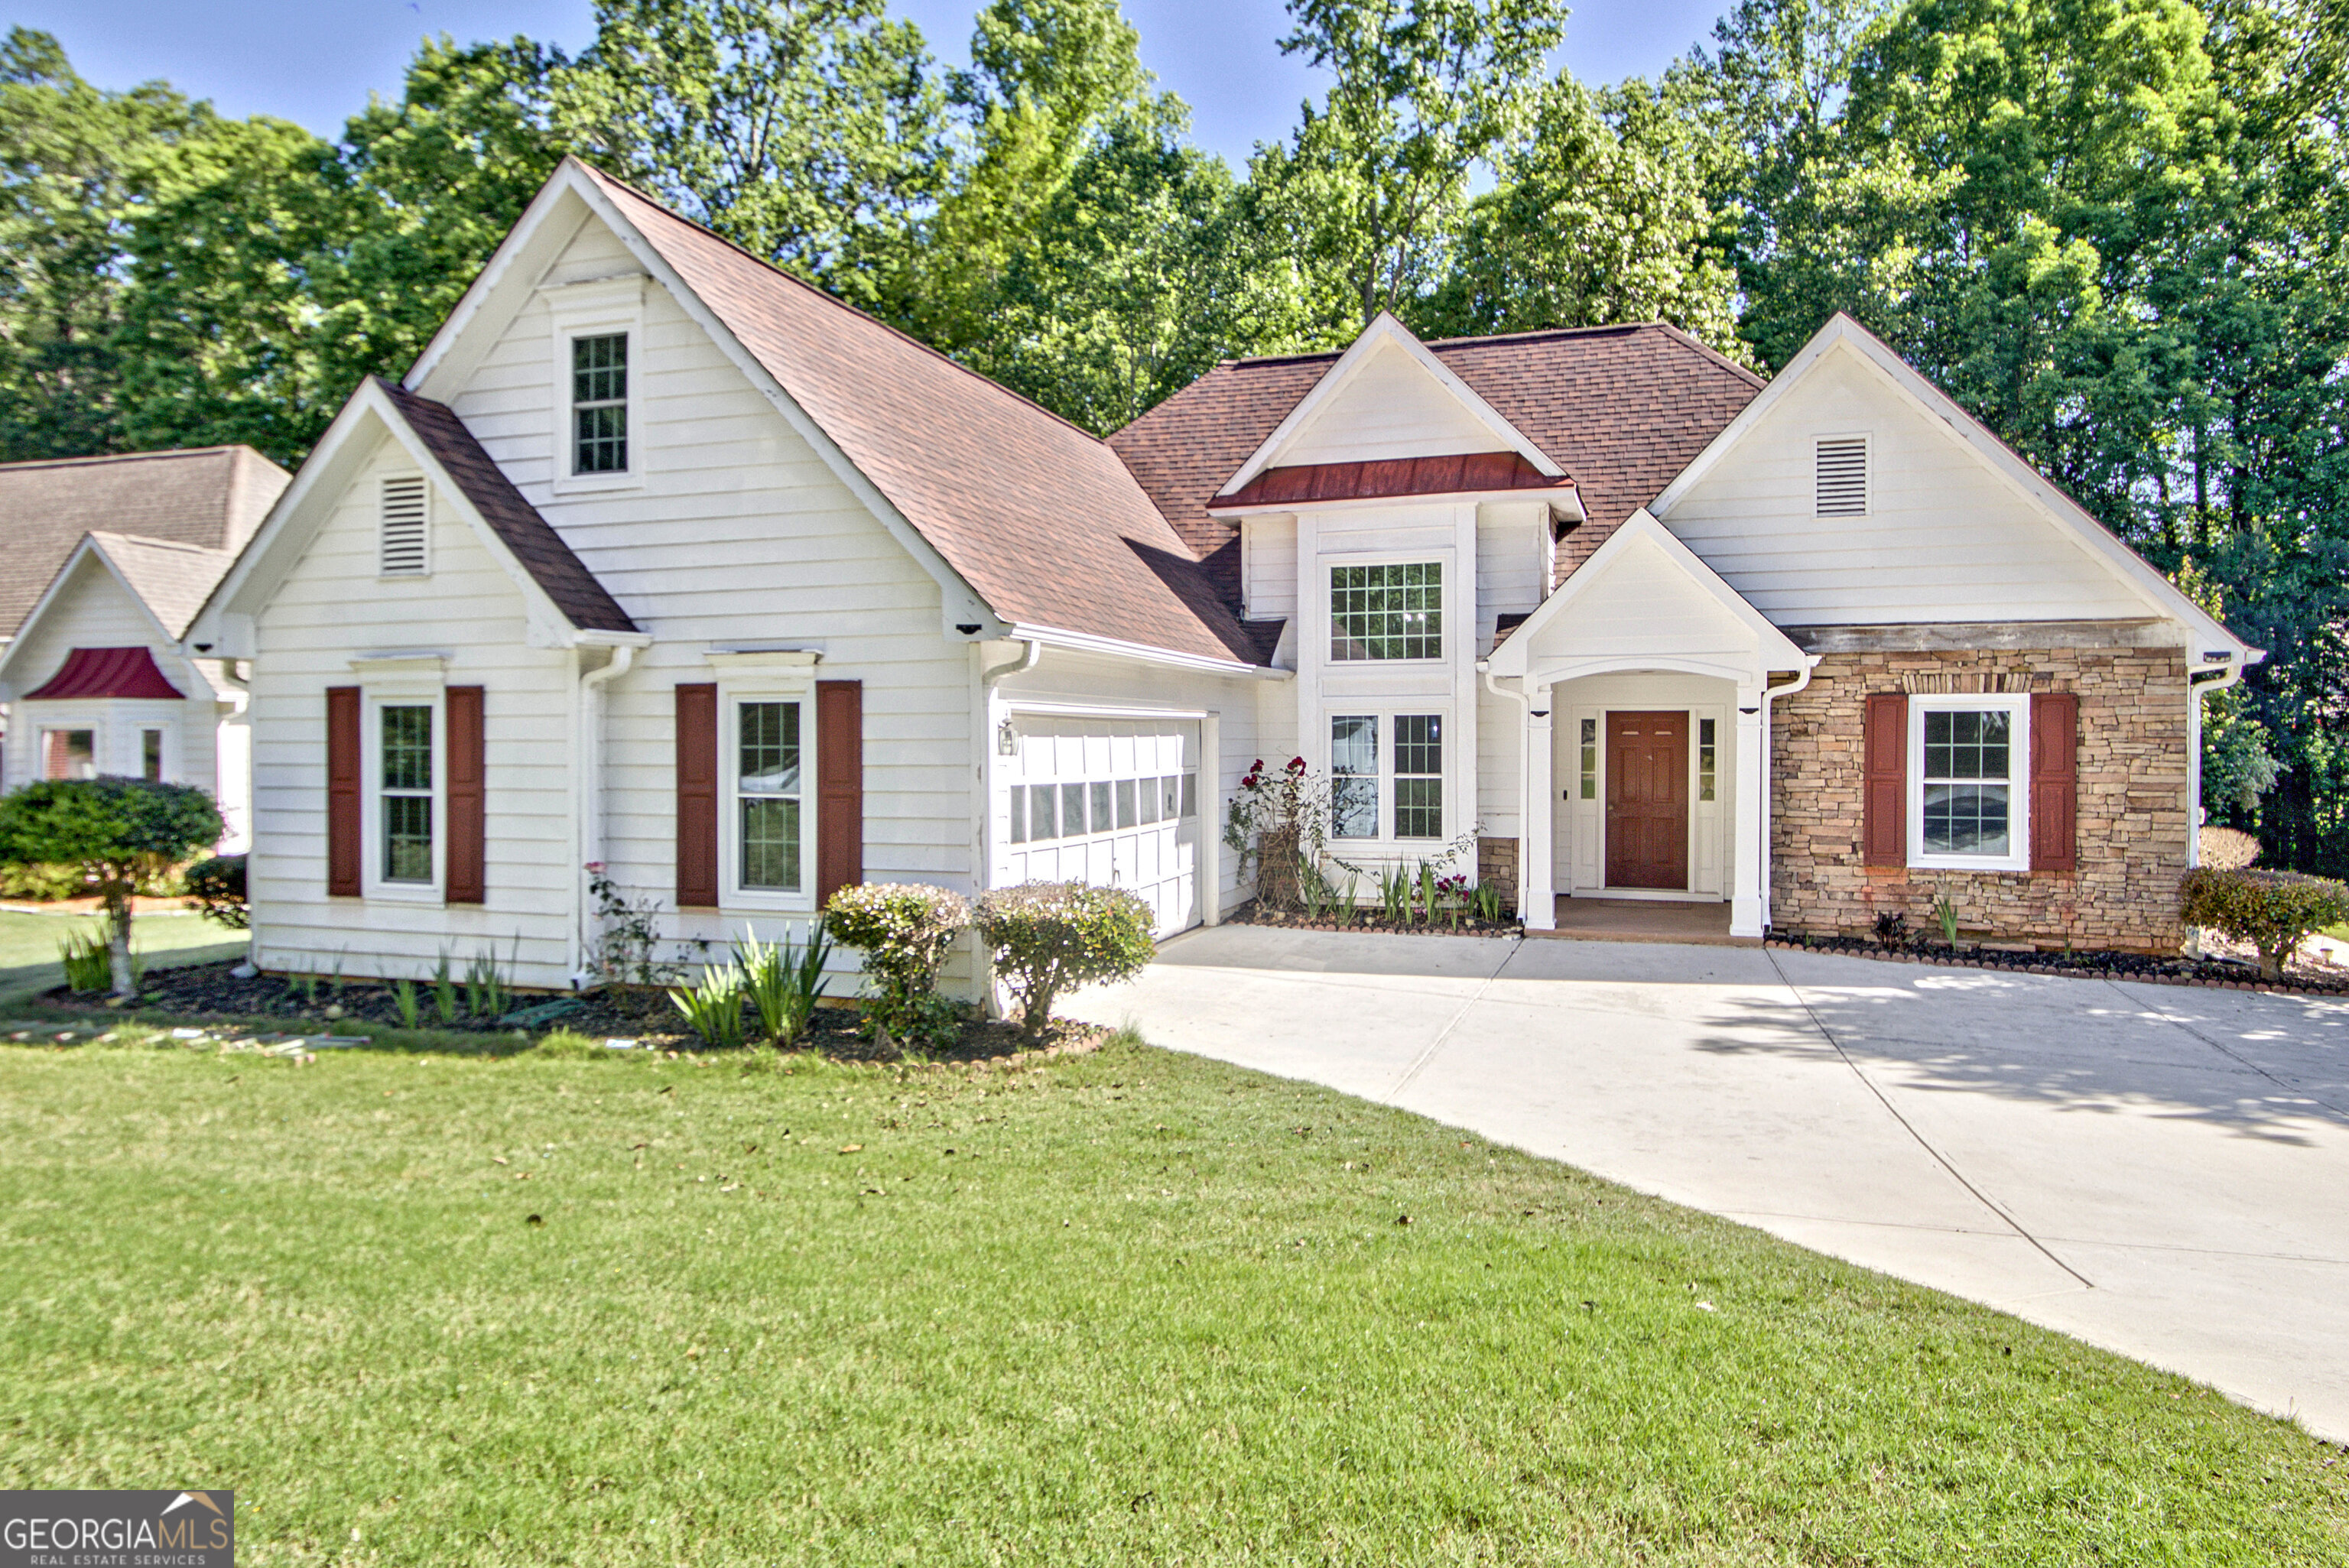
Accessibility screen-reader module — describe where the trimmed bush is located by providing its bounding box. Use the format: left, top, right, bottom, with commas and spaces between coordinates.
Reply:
0, 778, 223, 998
2178, 867, 2349, 981
976, 881, 1156, 1044
2198, 826, 2260, 872
184, 853, 249, 930
823, 882, 971, 1048
0, 862, 88, 901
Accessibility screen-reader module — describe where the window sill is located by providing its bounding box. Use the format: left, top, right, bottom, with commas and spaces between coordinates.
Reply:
720, 890, 818, 915
551, 469, 643, 497
366, 883, 443, 904
1906, 854, 2029, 875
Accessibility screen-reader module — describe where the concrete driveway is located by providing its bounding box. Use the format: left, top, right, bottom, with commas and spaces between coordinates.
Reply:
1077, 927, 2349, 1442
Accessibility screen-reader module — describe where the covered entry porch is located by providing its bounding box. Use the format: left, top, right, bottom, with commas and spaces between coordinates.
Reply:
1485, 512, 1814, 939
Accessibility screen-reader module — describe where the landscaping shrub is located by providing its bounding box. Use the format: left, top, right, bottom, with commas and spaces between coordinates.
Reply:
0, 862, 88, 901
822, 882, 970, 1048
2178, 866, 2349, 980
735, 920, 830, 1047
976, 881, 1155, 1044
2198, 825, 2260, 871
183, 853, 249, 930
669, 962, 748, 1049
0, 778, 223, 998
1223, 757, 1326, 910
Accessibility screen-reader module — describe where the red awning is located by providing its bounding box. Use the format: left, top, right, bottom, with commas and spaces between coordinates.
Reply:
1212, 451, 1569, 510
23, 646, 186, 701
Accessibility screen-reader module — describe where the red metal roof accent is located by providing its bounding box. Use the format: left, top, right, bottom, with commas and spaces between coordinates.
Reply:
1211, 451, 1567, 510
23, 646, 185, 701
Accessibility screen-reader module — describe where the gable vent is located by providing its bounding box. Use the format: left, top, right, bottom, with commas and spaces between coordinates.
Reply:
1815, 437, 1869, 516
379, 475, 429, 576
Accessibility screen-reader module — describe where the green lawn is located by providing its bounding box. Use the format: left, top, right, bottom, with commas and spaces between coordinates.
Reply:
0, 906, 246, 1002
2, 1031, 2343, 1566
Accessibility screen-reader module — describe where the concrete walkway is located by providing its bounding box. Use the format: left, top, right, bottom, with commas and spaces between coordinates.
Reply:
1077, 927, 2349, 1441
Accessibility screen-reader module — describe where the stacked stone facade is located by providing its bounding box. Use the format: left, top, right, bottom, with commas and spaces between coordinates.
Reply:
1768, 647, 2191, 953
1477, 836, 1520, 914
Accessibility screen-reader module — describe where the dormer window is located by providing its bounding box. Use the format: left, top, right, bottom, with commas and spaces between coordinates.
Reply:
379, 474, 428, 576
572, 333, 629, 475
1330, 562, 1441, 661
1815, 435, 1869, 516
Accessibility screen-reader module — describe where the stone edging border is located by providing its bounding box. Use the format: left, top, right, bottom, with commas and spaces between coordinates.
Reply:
1760, 937, 2349, 999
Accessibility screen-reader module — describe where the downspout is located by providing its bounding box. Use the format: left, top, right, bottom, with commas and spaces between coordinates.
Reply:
1480, 663, 1532, 914
975, 639, 1038, 1015
571, 641, 637, 989
1759, 657, 1821, 933
2187, 656, 2244, 869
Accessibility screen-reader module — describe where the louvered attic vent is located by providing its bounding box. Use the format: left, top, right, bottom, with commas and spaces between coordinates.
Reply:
1815, 437, 1869, 516
380, 474, 429, 576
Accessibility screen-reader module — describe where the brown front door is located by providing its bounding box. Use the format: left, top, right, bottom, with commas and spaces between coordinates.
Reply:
1606, 711, 1689, 890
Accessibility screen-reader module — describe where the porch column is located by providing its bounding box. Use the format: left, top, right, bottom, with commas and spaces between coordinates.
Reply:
1730, 683, 1765, 938
1522, 695, 1555, 930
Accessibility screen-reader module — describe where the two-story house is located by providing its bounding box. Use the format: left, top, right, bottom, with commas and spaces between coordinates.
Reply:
186, 159, 2253, 992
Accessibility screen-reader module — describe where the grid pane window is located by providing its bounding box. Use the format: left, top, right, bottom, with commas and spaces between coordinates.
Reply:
572, 333, 629, 474
1578, 717, 1597, 800
1330, 716, 1379, 838
43, 730, 94, 781
381, 705, 434, 883
1697, 718, 1717, 803
1921, 709, 2012, 855
737, 701, 801, 891
1330, 562, 1441, 660
1393, 715, 1442, 839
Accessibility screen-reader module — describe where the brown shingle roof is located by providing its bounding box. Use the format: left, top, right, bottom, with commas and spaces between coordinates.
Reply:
0, 446, 286, 639
1213, 451, 1566, 510
1111, 323, 1765, 597
87, 532, 236, 639
577, 164, 1262, 666
376, 379, 641, 635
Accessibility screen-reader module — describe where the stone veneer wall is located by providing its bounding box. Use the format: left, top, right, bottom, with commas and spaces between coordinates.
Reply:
1769, 647, 2191, 953
1477, 836, 1520, 914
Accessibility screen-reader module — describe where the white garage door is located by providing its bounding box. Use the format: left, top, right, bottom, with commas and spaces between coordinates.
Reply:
1000, 715, 1202, 937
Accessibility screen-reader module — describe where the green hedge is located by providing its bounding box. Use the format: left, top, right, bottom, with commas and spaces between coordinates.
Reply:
2178, 867, 2349, 981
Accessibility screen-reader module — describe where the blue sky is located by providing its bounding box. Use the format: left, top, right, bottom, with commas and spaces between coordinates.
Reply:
14, 0, 1728, 168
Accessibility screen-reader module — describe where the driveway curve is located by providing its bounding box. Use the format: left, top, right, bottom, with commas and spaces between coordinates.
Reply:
1079, 926, 2349, 1442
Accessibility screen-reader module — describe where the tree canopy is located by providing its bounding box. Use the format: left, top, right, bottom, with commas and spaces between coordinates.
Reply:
4, 0, 2344, 870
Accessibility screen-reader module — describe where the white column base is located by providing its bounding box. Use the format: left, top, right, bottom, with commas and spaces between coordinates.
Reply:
1730, 689, 1765, 939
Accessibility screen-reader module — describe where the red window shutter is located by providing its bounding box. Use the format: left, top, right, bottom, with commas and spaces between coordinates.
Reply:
1862, 692, 1907, 867
2031, 691, 2079, 872
446, 685, 486, 904
816, 680, 863, 906
676, 683, 719, 908
327, 686, 362, 896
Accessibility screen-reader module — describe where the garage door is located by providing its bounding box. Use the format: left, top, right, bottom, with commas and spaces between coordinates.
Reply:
1000, 715, 1201, 937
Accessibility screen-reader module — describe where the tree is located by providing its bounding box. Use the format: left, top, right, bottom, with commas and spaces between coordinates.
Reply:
1249, 0, 1568, 339
0, 778, 223, 999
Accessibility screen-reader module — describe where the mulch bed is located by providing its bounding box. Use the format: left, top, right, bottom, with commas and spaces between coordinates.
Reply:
42, 959, 1100, 1065
1225, 901, 1520, 939
1765, 932, 2349, 997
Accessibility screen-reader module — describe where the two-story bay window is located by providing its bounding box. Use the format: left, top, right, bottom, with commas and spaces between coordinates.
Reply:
381, 704, 434, 884
1330, 713, 1444, 840
572, 333, 629, 475
1330, 562, 1441, 660
1908, 695, 2029, 871
736, 700, 804, 893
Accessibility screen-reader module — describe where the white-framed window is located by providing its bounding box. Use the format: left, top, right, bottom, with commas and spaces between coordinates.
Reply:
1330, 561, 1442, 661
1329, 711, 1446, 841
41, 728, 95, 781
546, 277, 645, 495
1908, 693, 2029, 872
720, 688, 814, 908
570, 332, 629, 476
1815, 433, 1870, 517
364, 693, 443, 898
379, 473, 430, 577
140, 726, 164, 783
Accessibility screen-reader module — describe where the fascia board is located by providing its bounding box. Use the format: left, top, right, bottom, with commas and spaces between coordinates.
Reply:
1648, 318, 1850, 518
1207, 485, 1579, 520
1009, 622, 1277, 677
555, 167, 1007, 641
1489, 509, 1804, 677
1222, 313, 1565, 495
403, 167, 599, 394
0, 541, 182, 690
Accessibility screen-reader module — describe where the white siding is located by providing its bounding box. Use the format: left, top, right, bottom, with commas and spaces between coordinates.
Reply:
1277, 341, 1509, 467
1542, 534, 1761, 664
249, 437, 577, 985
1475, 500, 1547, 650
1241, 515, 1298, 621
1662, 344, 2152, 625
0, 554, 232, 846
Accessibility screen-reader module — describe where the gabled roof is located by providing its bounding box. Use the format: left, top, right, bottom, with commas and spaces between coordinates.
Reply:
374, 380, 638, 635
1216, 312, 1565, 497
1210, 452, 1571, 515
87, 533, 236, 640
1113, 323, 1766, 599
0, 445, 286, 639
1649, 313, 2258, 661
560, 164, 1261, 667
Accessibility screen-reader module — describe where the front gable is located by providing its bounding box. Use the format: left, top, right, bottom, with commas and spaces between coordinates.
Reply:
0, 541, 206, 702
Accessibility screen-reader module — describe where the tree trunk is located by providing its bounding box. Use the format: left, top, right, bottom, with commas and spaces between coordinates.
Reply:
105, 883, 135, 1001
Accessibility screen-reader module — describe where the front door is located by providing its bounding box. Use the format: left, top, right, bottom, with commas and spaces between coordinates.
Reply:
1606, 711, 1688, 889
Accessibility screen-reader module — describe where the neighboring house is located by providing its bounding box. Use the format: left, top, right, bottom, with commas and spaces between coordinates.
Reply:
0, 448, 288, 853
185, 159, 2252, 993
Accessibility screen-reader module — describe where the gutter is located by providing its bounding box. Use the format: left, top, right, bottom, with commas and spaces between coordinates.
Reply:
1758, 657, 1822, 930
1008, 622, 1292, 680
2185, 653, 2247, 872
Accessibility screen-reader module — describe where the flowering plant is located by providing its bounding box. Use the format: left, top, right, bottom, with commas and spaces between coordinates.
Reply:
1223, 756, 1329, 910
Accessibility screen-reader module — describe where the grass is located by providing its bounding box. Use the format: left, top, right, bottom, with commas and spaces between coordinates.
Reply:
2, 1031, 2344, 1566
0, 906, 245, 1002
